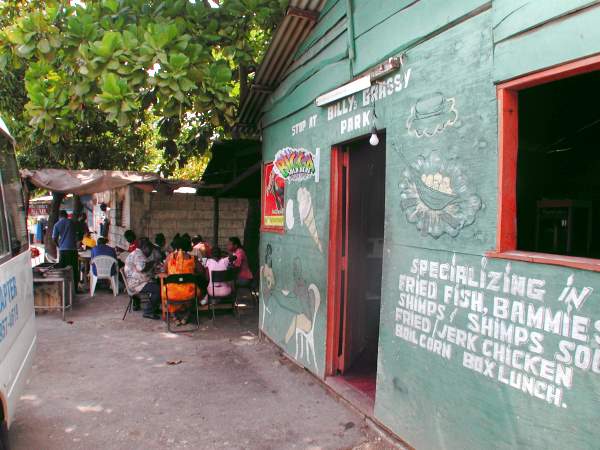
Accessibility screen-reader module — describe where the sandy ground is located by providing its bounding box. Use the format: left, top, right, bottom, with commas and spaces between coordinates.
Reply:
8, 288, 392, 450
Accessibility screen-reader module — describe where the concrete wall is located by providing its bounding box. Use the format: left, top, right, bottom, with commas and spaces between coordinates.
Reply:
259, 1, 600, 449
97, 186, 248, 250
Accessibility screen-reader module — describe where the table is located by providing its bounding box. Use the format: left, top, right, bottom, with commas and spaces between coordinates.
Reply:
78, 250, 91, 287
33, 266, 73, 321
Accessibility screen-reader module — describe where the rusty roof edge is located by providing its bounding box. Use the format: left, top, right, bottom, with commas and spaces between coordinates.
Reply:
236, 0, 327, 133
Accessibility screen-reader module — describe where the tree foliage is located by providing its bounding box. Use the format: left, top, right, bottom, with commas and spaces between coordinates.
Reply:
0, 0, 284, 172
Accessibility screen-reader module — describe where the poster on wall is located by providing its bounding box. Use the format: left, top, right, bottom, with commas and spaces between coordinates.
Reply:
273, 147, 320, 183
262, 162, 285, 232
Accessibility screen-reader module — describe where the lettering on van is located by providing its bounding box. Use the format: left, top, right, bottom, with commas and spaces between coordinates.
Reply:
327, 68, 412, 136
0, 276, 17, 313
0, 276, 19, 344
394, 255, 599, 409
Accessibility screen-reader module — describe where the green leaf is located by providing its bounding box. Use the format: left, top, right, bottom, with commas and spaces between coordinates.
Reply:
101, 73, 122, 97
168, 53, 189, 70
74, 82, 91, 96
102, 0, 119, 13
4, 28, 25, 45
16, 43, 36, 57
209, 63, 232, 84
92, 31, 122, 58
37, 38, 51, 54
178, 78, 195, 92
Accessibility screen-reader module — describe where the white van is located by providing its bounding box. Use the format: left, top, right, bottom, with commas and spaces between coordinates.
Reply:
0, 118, 36, 449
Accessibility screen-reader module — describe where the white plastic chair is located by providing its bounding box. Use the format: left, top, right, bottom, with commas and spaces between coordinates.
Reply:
90, 255, 119, 296
295, 284, 321, 372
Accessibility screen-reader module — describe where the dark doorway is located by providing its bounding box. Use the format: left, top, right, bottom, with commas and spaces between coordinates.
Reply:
327, 135, 386, 402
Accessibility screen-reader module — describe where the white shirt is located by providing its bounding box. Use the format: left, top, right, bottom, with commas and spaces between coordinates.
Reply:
124, 249, 149, 294
205, 258, 232, 297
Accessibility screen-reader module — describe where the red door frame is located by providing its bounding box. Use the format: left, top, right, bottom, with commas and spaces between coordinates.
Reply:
489, 53, 600, 271
326, 146, 350, 376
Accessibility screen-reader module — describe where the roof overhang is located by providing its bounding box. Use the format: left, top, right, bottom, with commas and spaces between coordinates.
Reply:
236, 0, 328, 136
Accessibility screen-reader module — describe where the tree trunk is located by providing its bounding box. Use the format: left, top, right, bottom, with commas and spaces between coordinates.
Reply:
44, 191, 65, 260
73, 194, 83, 219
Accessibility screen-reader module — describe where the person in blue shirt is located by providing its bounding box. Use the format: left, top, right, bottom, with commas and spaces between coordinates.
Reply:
52, 210, 79, 288
91, 237, 117, 276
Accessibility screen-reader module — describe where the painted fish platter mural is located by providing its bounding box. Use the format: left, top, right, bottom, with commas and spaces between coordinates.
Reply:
398, 152, 482, 238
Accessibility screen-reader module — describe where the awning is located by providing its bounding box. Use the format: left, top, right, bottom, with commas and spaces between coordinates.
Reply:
21, 169, 161, 195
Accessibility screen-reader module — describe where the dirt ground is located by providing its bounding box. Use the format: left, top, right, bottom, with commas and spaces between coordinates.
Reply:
9, 289, 393, 450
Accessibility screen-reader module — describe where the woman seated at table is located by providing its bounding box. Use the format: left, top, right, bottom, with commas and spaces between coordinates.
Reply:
203, 247, 232, 305
163, 236, 204, 326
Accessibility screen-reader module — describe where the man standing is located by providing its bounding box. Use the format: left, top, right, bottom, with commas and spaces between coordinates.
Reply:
52, 210, 79, 290
124, 238, 161, 319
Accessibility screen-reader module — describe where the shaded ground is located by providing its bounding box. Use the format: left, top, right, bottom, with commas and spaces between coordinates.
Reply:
9, 289, 392, 450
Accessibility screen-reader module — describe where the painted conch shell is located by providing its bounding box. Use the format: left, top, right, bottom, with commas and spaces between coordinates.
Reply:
297, 187, 322, 252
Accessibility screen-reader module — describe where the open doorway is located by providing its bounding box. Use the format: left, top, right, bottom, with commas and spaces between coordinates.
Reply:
327, 135, 386, 402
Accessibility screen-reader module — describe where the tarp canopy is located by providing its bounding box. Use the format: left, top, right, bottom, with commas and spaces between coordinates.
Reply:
21, 169, 161, 195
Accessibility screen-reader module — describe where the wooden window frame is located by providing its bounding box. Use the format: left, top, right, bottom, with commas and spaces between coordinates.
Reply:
489, 53, 600, 272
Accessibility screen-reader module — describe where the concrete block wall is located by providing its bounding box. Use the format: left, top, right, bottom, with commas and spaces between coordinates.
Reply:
129, 187, 249, 248
217, 198, 249, 249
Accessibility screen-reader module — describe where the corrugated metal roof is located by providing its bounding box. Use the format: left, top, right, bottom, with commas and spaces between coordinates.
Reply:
236, 0, 328, 136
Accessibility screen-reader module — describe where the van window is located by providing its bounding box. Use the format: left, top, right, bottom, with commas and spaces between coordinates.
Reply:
0, 184, 10, 259
0, 135, 27, 255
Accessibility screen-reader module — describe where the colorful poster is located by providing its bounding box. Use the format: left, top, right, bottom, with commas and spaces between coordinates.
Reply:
273, 147, 319, 182
262, 162, 285, 232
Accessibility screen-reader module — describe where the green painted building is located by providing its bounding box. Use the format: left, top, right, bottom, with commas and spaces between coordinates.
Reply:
239, 1, 600, 448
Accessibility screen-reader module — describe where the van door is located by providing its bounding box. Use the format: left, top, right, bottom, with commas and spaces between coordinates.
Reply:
0, 126, 36, 434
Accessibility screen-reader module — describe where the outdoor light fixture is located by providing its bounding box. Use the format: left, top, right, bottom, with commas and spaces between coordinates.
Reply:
369, 90, 379, 147
315, 75, 371, 107
369, 127, 379, 147
315, 56, 404, 107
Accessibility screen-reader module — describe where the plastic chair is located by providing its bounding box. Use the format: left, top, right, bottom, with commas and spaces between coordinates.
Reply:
164, 274, 200, 333
207, 270, 237, 323
295, 284, 321, 372
90, 255, 119, 296
121, 268, 152, 320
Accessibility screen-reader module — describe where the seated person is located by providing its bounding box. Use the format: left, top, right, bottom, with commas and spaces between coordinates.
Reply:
124, 238, 160, 319
81, 231, 96, 249
227, 237, 253, 288
163, 236, 204, 325
169, 233, 181, 253
192, 235, 212, 259
124, 229, 139, 252
154, 233, 167, 260
90, 237, 117, 276
203, 247, 232, 303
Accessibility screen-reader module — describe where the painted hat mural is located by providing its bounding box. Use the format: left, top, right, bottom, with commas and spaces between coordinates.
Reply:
399, 152, 481, 238
406, 92, 458, 138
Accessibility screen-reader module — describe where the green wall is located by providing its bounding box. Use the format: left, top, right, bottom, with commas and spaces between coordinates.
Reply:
259, 1, 600, 448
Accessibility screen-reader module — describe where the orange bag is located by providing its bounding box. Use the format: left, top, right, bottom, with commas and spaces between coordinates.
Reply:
162, 251, 197, 311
